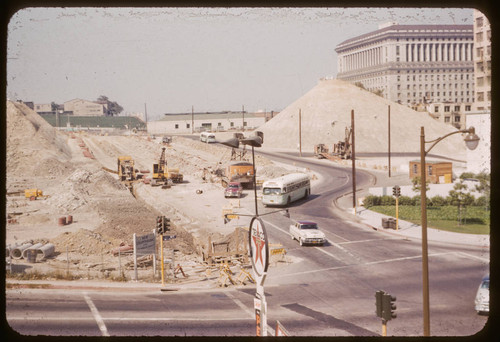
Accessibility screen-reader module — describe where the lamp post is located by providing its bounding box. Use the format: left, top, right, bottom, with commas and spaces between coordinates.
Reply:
419, 126, 479, 336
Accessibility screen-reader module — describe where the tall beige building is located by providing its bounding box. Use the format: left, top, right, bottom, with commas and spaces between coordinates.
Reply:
472, 10, 491, 111
335, 23, 475, 106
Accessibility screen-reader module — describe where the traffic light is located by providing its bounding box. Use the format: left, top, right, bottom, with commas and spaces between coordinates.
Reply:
156, 216, 164, 234
163, 217, 171, 232
392, 185, 401, 197
375, 290, 384, 318
382, 293, 397, 321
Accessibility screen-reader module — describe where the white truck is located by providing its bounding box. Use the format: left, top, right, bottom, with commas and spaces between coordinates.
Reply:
289, 221, 326, 246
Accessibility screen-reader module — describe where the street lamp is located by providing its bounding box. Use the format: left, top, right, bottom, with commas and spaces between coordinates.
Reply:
419, 126, 479, 336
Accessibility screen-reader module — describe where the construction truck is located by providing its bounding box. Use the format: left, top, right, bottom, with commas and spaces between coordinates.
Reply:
152, 147, 183, 188
117, 156, 136, 182
221, 161, 254, 189
314, 144, 329, 159
24, 189, 48, 200
332, 127, 352, 160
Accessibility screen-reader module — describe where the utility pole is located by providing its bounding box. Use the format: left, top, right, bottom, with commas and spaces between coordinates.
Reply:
351, 110, 356, 214
299, 109, 302, 157
191, 105, 194, 134
242, 105, 245, 132
388, 105, 391, 177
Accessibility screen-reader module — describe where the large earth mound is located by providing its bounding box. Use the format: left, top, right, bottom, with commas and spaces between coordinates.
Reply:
258, 79, 467, 159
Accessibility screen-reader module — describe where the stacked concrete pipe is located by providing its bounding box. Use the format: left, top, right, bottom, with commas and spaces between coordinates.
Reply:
22, 243, 44, 259
11, 243, 33, 259
37, 243, 55, 260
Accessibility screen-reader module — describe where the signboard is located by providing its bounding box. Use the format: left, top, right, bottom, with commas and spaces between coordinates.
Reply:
162, 235, 177, 241
135, 233, 156, 255
249, 216, 269, 284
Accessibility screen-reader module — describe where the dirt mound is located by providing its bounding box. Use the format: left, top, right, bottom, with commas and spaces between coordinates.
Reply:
258, 78, 467, 159
6, 101, 73, 177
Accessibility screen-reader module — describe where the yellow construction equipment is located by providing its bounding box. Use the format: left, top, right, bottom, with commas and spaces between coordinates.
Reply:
151, 147, 183, 188
117, 156, 136, 182
24, 189, 47, 200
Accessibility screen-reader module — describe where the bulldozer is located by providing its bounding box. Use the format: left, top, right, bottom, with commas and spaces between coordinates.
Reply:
314, 144, 329, 159
117, 156, 136, 182
332, 127, 352, 160
151, 147, 183, 188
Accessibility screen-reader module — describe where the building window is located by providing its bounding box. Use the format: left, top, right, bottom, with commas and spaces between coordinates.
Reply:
413, 164, 418, 174
454, 115, 461, 122
186, 123, 190, 129
454, 105, 460, 112
428, 165, 432, 176
230, 122, 234, 127
175, 124, 179, 129
445, 116, 451, 123
444, 106, 450, 112
465, 105, 471, 111
434, 106, 439, 113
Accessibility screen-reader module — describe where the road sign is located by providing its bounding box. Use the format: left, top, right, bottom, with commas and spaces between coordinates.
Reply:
135, 232, 156, 255
249, 216, 269, 285
162, 235, 177, 241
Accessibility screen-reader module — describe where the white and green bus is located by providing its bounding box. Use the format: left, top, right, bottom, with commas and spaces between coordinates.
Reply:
262, 173, 310, 206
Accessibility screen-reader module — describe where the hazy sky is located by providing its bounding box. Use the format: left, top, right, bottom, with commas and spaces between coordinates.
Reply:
7, 7, 474, 120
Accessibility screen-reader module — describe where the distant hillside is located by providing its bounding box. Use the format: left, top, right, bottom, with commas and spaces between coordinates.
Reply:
257, 78, 467, 159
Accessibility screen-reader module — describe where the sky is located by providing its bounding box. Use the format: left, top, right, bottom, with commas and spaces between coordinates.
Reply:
7, 7, 475, 120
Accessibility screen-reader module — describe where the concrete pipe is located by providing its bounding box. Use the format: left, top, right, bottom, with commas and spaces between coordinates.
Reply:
37, 243, 55, 260
22, 243, 44, 259
11, 243, 33, 259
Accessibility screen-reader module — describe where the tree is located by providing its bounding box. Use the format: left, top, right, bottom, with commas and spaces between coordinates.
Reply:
97, 95, 123, 116
474, 172, 490, 211
412, 176, 430, 194
448, 180, 474, 225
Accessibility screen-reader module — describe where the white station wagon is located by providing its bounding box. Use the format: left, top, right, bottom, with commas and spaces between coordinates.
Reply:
289, 221, 326, 246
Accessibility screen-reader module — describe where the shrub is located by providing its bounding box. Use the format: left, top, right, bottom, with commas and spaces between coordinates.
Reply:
363, 195, 380, 207
380, 195, 395, 206
474, 196, 489, 208
429, 195, 448, 207
398, 196, 413, 206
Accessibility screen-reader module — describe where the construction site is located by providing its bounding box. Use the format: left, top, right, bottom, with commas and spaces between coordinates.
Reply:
6, 79, 473, 287
5, 100, 309, 286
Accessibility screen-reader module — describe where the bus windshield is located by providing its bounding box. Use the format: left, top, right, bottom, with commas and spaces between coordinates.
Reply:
263, 187, 281, 195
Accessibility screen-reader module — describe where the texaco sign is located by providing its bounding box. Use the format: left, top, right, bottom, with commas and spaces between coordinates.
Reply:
249, 216, 269, 284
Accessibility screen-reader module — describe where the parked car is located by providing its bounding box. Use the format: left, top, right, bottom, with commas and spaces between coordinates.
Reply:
474, 274, 489, 314
224, 182, 243, 198
289, 221, 326, 246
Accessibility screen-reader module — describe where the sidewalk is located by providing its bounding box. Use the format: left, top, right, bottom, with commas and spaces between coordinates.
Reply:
334, 168, 490, 249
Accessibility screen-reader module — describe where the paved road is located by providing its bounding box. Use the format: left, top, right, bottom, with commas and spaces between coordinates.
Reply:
6, 149, 490, 337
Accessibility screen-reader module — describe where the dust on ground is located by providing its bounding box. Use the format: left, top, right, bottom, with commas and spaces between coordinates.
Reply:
6, 101, 314, 283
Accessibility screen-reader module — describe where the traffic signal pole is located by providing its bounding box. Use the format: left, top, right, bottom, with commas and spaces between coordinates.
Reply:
160, 232, 165, 287
382, 320, 387, 337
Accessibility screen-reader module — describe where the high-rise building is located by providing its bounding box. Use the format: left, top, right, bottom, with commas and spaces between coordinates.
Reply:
335, 23, 475, 106
472, 10, 491, 111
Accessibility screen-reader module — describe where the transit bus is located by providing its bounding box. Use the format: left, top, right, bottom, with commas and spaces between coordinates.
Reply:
261, 173, 310, 206
200, 132, 216, 143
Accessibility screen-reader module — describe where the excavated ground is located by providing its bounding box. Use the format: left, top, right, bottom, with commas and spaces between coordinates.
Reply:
6, 101, 314, 284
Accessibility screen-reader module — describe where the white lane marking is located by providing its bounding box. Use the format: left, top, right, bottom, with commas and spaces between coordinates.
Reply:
226, 291, 275, 336
226, 291, 254, 317
84, 292, 110, 337
337, 238, 401, 245
277, 252, 452, 278
455, 252, 490, 263
314, 246, 343, 261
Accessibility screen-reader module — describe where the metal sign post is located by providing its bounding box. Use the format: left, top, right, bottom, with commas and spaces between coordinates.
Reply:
249, 216, 269, 336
